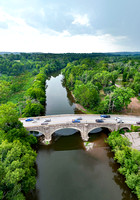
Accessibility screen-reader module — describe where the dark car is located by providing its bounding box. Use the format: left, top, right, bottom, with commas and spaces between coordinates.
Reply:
44, 118, 51, 122
95, 119, 104, 123
25, 118, 34, 122
41, 122, 48, 125
76, 117, 82, 120
100, 114, 110, 118
136, 121, 140, 125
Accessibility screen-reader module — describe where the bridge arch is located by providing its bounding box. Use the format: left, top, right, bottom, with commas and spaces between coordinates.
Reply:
50, 127, 83, 140
87, 126, 113, 136
51, 127, 82, 134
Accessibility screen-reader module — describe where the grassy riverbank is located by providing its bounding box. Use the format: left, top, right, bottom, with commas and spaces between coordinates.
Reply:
107, 130, 140, 199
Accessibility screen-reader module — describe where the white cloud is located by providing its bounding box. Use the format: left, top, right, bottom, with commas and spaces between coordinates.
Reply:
72, 14, 90, 26
0, 7, 130, 53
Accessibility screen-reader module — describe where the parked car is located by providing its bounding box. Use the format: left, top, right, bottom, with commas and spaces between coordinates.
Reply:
76, 117, 82, 120
72, 119, 80, 123
136, 121, 140, 125
100, 114, 110, 118
95, 119, 104, 123
44, 118, 51, 122
41, 122, 48, 125
25, 118, 34, 122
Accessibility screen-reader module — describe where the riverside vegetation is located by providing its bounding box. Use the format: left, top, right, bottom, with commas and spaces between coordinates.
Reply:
107, 130, 140, 199
62, 55, 140, 113
0, 52, 140, 199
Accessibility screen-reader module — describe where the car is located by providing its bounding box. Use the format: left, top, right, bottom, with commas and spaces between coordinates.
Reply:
72, 119, 80, 123
115, 117, 120, 120
41, 122, 48, 125
95, 119, 104, 123
36, 117, 40, 120
76, 117, 82, 120
32, 120, 37, 123
136, 121, 140, 125
100, 114, 110, 118
25, 118, 34, 122
116, 118, 124, 123
44, 118, 51, 122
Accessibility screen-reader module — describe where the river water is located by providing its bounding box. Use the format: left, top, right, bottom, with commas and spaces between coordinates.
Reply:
27, 72, 137, 200
45, 72, 82, 115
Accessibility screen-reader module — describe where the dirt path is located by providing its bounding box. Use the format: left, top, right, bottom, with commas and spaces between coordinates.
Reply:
122, 97, 140, 115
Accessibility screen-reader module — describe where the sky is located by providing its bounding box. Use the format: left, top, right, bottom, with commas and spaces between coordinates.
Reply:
0, 0, 139, 53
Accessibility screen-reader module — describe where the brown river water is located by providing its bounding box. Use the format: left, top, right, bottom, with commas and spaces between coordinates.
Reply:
26, 72, 138, 200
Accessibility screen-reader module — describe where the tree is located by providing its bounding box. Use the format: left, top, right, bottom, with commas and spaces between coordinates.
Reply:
110, 70, 119, 85
23, 100, 44, 117
100, 87, 135, 113
0, 102, 21, 132
0, 140, 36, 200
74, 81, 100, 109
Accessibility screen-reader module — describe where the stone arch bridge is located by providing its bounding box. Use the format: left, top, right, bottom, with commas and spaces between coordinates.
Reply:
20, 114, 140, 141
26, 123, 134, 141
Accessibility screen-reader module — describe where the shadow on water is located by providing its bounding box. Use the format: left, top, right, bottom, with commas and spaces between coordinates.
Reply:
50, 129, 84, 151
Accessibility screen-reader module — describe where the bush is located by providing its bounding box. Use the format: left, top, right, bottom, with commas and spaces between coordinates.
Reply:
107, 131, 140, 198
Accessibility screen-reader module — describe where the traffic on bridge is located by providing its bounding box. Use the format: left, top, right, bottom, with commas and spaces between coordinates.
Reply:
20, 114, 140, 127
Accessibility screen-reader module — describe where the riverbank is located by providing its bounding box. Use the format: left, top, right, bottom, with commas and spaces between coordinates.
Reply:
70, 91, 88, 113
122, 132, 140, 151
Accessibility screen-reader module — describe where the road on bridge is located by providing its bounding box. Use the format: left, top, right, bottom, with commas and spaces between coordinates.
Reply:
20, 114, 140, 128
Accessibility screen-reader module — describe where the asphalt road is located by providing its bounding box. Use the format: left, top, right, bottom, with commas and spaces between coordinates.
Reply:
20, 114, 140, 127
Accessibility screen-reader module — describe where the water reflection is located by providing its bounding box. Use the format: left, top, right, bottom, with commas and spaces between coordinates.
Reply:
27, 129, 137, 200
45, 72, 83, 115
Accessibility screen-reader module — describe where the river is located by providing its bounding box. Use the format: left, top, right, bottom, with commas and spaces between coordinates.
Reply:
45, 71, 82, 115
27, 72, 137, 200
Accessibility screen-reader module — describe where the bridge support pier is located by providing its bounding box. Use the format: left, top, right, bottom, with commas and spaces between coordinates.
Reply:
80, 123, 89, 141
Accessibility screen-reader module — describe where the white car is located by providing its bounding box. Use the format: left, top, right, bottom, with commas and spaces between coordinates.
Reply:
115, 117, 124, 123
32, 120, 37, 123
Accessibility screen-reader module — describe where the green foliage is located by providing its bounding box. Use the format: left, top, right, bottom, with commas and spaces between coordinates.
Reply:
107, 131, 140, 198
74, 81, 100, 109
0, 140, 36, 200
0, 102, 21, 132
0, 103, 37, 199
23, 100, 44, 117
62, 55, 140, 113
99, 87, 135, 113
107, 131, 131, 150
131, 72, 140, 95
131, 125, 140, 132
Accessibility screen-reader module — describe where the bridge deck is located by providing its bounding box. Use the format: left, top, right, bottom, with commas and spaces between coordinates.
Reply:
20, 114, 140, 128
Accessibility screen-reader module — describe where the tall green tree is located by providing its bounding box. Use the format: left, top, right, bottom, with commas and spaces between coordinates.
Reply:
99, 87, 135, 113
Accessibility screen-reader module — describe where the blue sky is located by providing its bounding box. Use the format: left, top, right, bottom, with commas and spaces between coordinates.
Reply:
0, 0, 139, 53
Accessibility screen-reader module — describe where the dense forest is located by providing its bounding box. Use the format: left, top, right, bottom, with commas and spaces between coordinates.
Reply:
62, 55, 140, 113
0, 52, 140, 199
